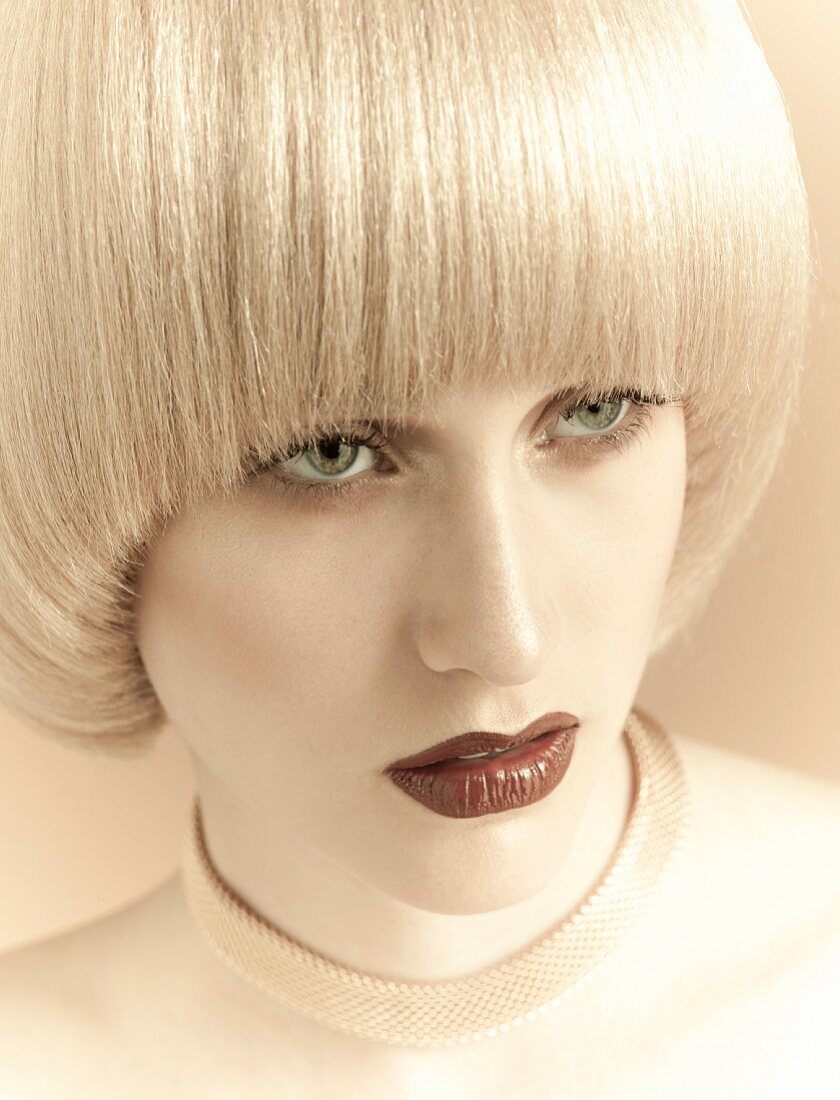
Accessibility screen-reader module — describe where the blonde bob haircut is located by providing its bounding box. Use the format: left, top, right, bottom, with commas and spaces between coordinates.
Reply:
0, 0, 814, 758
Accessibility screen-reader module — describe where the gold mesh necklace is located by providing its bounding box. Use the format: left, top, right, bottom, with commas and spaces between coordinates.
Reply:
180, 708, 691, 1048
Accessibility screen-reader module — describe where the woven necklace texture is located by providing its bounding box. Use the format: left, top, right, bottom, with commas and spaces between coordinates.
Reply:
180, 708, 691, 1048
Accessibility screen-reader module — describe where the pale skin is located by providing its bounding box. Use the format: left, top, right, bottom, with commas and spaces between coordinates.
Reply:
134, 379, 686, 978
0, 382, 838, 1098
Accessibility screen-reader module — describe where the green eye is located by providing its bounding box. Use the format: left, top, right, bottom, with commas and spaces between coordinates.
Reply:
283, 436, 379, 479
553, 398, 630, 437
262, 388, 675, 502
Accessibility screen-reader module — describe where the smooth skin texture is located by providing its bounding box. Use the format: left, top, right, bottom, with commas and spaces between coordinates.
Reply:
131, 380, 686, 980
0, 734, 838, 1099
0, 382, 839, 1096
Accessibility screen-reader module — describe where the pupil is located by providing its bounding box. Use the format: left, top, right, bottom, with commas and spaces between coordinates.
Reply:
318, 438, 343, 460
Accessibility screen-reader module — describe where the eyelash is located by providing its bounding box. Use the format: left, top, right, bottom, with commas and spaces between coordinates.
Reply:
265, 388, 672, 503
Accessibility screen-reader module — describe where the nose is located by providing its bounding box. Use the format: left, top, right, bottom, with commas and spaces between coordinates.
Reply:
411, 469, 555, 685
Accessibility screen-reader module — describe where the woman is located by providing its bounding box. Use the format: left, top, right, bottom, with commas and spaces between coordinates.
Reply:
0, 0, 836, 1095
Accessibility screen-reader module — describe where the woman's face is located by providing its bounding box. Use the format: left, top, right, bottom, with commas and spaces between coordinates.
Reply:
135, 380, 686, 914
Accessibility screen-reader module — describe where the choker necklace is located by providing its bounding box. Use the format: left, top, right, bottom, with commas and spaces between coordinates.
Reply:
180, 708, 691, 1048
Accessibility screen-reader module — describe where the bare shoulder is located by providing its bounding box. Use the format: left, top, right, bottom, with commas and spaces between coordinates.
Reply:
669, 725, 840, 861
0, 873, 203, 1097
665, 723, 840, 922
0, 872, 320, 1098
633, 722, 840, 1097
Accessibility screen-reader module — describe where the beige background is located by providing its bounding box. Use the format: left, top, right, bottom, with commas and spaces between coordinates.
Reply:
1, 0, 838, 955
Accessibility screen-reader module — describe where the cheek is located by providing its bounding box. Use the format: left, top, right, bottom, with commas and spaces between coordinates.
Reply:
562, 437, 686, 636
634, 427, 687, 587
134, 514, 387, 746
611, 469, 684, 582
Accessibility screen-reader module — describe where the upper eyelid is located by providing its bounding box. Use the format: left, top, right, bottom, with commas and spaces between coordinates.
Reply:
272, 389, 670, 469
299, 392, 604, 443
255, 391, 664, 491
312, 392, 633, 446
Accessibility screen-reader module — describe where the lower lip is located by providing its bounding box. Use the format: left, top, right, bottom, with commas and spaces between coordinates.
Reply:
386, 726, 577, 819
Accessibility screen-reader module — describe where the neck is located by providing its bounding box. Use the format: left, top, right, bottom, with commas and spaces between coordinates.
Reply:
189, 730, 636, 983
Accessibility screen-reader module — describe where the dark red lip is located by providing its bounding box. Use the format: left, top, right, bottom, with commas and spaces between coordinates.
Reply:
385, 711, 580, 770
386, 726, 578, 818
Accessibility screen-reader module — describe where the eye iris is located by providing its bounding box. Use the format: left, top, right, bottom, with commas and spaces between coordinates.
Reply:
307, 438, 358, 475
572, 400, 624, 431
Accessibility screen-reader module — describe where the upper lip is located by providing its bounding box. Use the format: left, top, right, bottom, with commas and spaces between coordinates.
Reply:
385, 711, 580, 770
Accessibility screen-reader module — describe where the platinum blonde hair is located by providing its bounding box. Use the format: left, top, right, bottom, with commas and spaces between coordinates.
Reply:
0, 0, 814, 757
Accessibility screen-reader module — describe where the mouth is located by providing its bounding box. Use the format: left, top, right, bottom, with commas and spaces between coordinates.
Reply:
385, 724, 579, 819
385, 711, 580, 770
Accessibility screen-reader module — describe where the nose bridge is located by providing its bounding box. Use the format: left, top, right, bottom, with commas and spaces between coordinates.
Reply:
415, 465, 547, 681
